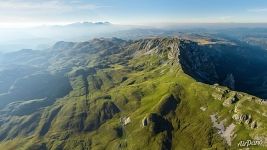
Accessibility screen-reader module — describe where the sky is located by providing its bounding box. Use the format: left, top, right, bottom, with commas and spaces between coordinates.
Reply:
0, 0, 267, 27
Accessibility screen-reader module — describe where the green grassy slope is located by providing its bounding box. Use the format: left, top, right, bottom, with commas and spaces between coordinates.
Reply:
0, 38, 266, 150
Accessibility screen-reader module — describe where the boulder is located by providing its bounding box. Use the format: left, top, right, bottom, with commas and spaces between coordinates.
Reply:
121, 117, 131, 126
251, 121, 257, 129
223, 93, 239, 107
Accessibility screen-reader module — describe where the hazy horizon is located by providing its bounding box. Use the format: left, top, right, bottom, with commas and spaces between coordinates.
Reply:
1, 0, 267, 28
1, 0, 267, 52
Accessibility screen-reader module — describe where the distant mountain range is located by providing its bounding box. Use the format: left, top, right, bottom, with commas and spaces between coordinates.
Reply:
1, 23, 267, 53
0, 21, 129, 52
62, 21, 112, 27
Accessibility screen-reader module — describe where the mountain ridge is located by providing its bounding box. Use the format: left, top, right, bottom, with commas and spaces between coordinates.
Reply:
0, 37, 267, 149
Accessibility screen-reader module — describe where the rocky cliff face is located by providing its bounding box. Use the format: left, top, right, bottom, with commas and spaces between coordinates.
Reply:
130, 37, 267, 98
127, 38, 220, 82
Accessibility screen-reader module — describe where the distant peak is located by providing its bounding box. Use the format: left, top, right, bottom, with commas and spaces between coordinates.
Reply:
52, 41, 75, 50
68, 21, 112, 26
94, 21, 111, 25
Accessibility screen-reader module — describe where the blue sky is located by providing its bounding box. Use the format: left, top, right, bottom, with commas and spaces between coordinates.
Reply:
0, 0, 267, 27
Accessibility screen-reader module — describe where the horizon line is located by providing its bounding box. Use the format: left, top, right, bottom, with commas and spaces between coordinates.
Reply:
1, 21, 267, 29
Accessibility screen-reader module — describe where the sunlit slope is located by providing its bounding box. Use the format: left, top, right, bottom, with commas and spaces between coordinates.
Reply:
0, 38, 266, 150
